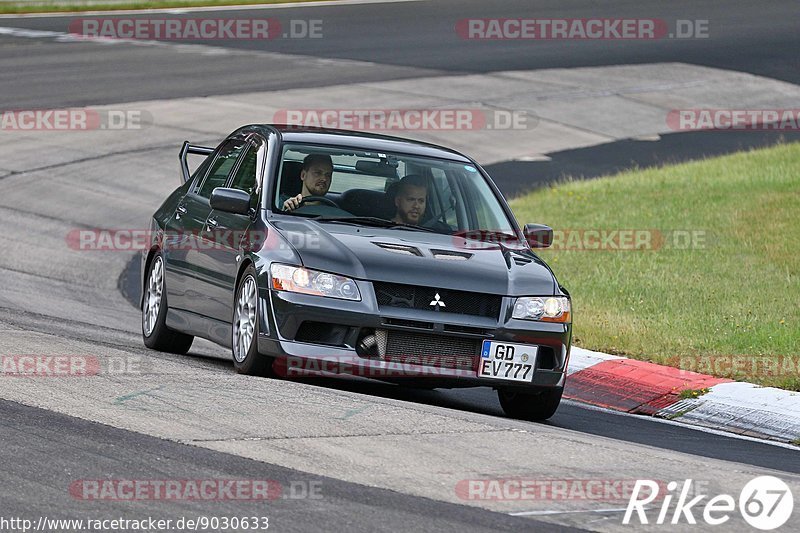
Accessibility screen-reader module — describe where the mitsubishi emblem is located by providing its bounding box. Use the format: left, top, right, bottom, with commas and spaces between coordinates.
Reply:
429, 292, 446, 310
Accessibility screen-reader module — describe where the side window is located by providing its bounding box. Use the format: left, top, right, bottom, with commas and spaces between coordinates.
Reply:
230, 144, 260, 210
189, 153, 213, 188
230, 145, 258, 195
197, 140, 245, 199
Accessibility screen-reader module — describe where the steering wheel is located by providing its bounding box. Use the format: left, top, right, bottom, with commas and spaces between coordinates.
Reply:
300, 195, 338, 208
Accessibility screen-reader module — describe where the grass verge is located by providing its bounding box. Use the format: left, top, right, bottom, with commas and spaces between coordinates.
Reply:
510, 142, 800, 390
0, 0, 323, 14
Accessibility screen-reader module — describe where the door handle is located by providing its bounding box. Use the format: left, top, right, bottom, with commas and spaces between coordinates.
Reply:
206, 217, 218, 229
176, 204, 187, 219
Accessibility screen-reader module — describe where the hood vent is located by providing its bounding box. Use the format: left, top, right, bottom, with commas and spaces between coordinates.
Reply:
374, 242, 423, 256
431, 249, 472, 261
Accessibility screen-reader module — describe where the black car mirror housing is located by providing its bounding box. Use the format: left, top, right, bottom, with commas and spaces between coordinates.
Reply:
210, 188, 251, 215
523, 223, 553, 248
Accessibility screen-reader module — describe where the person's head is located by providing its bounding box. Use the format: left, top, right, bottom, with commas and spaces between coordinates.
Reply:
393, 174, 428, 224
300, 154, 333, 197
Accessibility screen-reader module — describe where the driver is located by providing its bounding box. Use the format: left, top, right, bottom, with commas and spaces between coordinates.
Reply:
282, 153, 333, 211
392, 174, 428, 225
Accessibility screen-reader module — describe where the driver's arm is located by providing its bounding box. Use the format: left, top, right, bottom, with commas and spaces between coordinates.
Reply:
282, 193, 303, 211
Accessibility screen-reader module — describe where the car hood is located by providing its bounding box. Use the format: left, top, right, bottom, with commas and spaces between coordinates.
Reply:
271, 218, 557, 296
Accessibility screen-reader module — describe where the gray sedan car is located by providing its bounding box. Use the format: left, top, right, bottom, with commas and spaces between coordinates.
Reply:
141, 125, 572, 420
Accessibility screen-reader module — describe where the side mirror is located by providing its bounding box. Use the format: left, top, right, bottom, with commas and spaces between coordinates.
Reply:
523, 223, 553, 248
210, 188, 251, 215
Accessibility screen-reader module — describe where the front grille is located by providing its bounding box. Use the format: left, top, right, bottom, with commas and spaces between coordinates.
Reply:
443, 324, 492, 336
373, 282, 502, 320
383, 318, 433, 330
382, 330, 480, 371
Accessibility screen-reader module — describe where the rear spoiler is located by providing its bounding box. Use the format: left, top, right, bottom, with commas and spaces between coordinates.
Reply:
179, 141, 214, 183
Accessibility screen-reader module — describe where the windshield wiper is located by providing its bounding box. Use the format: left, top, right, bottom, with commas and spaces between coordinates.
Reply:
315, 216, 438, 233
388, 222, 438, 233
316, 216, 392, 226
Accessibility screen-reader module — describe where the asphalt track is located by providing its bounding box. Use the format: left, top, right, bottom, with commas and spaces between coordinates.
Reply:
1, 0, 798, 107
1, 399, 566, 533
1, 1, 799, 531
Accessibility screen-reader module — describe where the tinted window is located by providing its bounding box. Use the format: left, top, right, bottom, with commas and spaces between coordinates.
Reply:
198, 140, 244, 199
189, 154, 213, 188
230, 145, 258, 195
276, 143, 515, 235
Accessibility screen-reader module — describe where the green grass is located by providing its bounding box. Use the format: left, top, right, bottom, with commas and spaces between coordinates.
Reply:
510, 142, 800, 390
0, 0, 323, 14
678, 388, 710, 400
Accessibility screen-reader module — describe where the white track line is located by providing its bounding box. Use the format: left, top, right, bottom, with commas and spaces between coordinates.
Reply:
510, 507, 641, 517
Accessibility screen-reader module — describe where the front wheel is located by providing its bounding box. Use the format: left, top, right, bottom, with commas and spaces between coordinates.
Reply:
142, 253, 194, 354
498, 387, 563, 421
232, 266, 274, 376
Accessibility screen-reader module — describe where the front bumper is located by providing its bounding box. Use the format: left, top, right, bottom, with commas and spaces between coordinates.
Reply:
256, 279, 571, 390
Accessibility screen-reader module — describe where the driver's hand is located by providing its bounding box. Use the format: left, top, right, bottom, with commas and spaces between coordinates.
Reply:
282, 193, 303, 211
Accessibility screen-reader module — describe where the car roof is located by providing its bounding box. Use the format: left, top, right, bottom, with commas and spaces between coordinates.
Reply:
234, 124, 474, 163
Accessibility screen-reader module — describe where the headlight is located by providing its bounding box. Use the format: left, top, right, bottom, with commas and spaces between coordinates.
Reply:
513, 296, 570, 323
270, 264, 361, 301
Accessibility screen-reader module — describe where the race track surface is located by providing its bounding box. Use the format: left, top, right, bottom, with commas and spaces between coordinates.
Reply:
1, 1, 798, 531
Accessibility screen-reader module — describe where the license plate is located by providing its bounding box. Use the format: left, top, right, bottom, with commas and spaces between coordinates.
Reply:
478, 341, 537, 382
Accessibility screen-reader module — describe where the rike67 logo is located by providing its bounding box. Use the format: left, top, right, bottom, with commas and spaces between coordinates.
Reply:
624, 476, 794, 530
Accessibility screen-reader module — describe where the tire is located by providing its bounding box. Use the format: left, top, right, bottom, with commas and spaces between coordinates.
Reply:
232, 265, 274, 376
498, 387, 563, 421
142, 253, 194, 354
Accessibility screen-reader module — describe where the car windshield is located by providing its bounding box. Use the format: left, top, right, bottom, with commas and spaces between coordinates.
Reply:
273, 143, 517, 238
